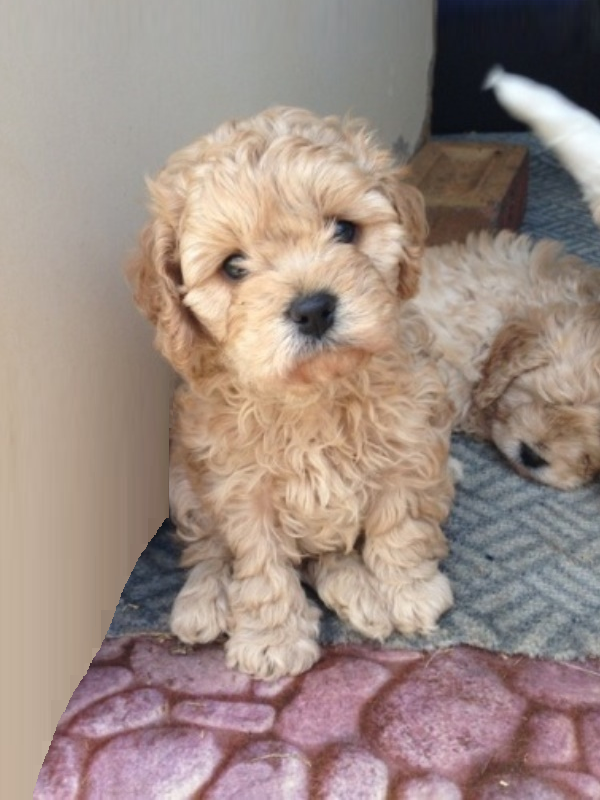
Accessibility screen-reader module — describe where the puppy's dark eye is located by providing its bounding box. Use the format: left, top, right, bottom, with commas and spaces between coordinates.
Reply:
519, 442, 549, 470
332, 219, 358, 244
221, 253, 248, 281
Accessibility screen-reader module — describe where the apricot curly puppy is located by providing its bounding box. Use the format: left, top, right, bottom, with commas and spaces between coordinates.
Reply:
127, 107, 455, 679
416, 231, 600, 490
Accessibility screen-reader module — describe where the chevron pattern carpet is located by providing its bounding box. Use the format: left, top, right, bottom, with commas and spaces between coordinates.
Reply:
109, 133, 600, 660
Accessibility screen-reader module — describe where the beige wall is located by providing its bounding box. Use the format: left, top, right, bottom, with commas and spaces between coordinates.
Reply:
0, 1, 434, 794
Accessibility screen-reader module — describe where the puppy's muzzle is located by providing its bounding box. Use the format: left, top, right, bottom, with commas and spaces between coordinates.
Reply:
287, 292, 338, 339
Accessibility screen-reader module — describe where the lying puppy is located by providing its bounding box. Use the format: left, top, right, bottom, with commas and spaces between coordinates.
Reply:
414, 231, 600, 489
428, 66, 600, 490
127, 107, 455, 679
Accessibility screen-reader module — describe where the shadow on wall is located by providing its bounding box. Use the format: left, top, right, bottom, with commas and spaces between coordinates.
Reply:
432, 0, 600, 134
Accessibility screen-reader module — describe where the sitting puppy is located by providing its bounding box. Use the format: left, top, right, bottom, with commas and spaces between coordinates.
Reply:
414, 231, 600, 490
127, 107, 455, 679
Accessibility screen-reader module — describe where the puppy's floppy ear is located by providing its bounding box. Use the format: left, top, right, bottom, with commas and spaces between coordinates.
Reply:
126, 174, 206, 377
473, 314, 552, 412
381, 167, 428, 299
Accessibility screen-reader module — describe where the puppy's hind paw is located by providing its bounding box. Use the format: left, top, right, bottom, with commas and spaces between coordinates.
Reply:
170, 575, 230, 645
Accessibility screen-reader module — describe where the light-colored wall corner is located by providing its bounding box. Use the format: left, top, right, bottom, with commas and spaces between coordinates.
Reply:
0, 1, 434, 795
400, 0, 438, 162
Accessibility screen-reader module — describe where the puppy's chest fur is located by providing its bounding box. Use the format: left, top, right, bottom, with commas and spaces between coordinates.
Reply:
173, 351, 449, 557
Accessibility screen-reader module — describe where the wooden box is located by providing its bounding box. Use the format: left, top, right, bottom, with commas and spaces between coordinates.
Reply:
407, 141, 529, 246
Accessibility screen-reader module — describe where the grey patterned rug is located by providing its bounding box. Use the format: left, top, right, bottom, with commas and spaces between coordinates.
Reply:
109, 133, 600, 661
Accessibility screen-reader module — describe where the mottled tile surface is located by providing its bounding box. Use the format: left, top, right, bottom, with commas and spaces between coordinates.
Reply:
35, 636, 600, 799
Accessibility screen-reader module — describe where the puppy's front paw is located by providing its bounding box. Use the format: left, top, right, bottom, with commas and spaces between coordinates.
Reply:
379, 570, 453, 636
225, 620, 321, 680
307, 555, 393, 641
170, 573, 230, 644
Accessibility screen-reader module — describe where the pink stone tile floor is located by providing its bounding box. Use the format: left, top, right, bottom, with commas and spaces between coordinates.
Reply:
35, 636, 600, 799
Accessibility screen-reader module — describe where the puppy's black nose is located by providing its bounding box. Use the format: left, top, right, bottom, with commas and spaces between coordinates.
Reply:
519, 442, 549, 470
288, 292, 337, 339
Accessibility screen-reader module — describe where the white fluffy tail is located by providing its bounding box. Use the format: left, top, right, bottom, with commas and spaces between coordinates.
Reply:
484, 66, 600, 224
